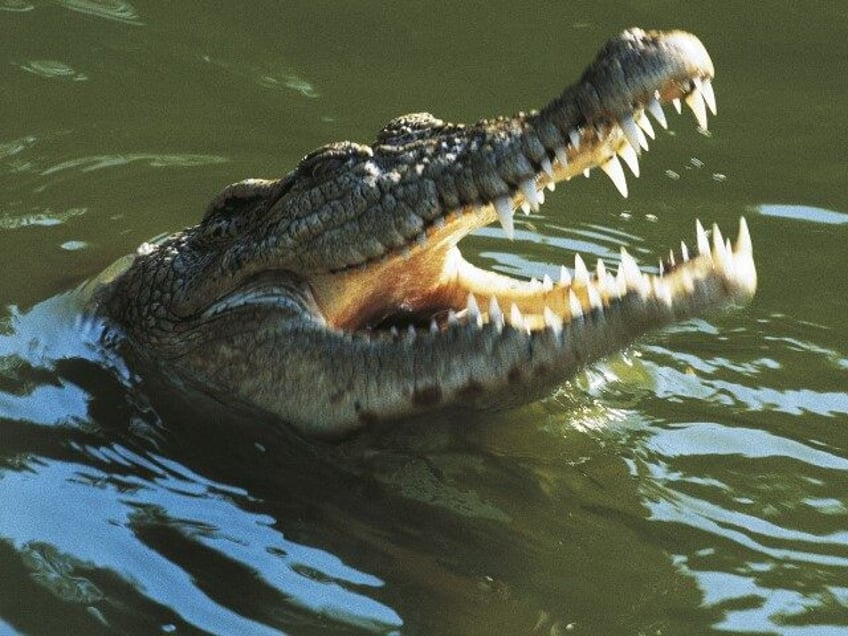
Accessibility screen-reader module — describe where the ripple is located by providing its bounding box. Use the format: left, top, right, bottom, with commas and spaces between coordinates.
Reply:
0, 207, 87, 230
257, 72, 319, 98
55, 0, 142, 25
0, 0, 34, 11
759, 204, 848, 225
40, 153, 228, 175
16, 60, 87, 81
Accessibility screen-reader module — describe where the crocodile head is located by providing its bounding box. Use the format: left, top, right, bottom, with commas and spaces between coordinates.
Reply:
98, 29, 756, 437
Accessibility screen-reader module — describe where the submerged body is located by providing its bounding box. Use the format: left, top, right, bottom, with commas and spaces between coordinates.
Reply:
91, 29, 755, 436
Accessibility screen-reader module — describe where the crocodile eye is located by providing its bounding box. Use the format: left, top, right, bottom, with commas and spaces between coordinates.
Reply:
298, 142, 373, 181
376, 112, 445, 146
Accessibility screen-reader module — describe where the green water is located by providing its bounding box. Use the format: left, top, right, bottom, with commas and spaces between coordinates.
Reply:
2, 2, 847, 634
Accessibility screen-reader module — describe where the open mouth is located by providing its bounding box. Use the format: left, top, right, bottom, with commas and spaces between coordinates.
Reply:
308, 72, 755, 339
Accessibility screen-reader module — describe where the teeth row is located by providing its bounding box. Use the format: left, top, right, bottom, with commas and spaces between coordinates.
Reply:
417, 217, 750, 337
493, 76, 716, 239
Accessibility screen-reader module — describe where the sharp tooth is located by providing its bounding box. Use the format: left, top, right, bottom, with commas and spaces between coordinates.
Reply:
696, 219, 710, 256
713, 223, 732, 272
568, 290, 583, 318
540, 157, 554, 179
542, 274, 554, 292
408, 324, 417, 339
430, 319, 439, 334
569, 129, 581, 150
545, 181, 556, 192
588, 285, 603, 310
680, 241, 689, 262
596, 258, 607, 282
554, 146, 569, 167
694, 77, 717, 116
467, 293, 480, 315
647, 95, 668, 129
668, 249, 676, 267
712, 223, 724, 253
488, 296, 504, 329
621, 115, 648, 152
636, 111, 656, 139
574, 253, 589, 285
658, 259, 665, 277
619, 247, 642, 288
672, 97, 682, 114
617, 141, 640, 177
467, 293, 483, 327
685, 89, 709, 130
560, 265, 571, 286
520, 178, 540, 212
543, 306, 563, 335
736, 217, 752, 254
520, 201, 531, 215
494, 196, 514, 240
600, 156, 628, 198
509, 303, 525, 330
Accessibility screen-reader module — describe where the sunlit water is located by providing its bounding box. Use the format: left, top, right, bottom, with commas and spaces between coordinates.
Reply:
2, 2, 847, 634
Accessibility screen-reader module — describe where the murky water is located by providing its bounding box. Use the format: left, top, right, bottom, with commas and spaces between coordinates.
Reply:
2, 2, 847, 634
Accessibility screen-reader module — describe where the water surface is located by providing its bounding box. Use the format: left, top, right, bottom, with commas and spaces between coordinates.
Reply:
2, 2, 847, 634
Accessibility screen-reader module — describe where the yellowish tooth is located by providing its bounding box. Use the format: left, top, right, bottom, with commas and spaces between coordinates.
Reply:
543, 306, 563, 335
494, 196, 514, 240
583, 168, 590, 178
696, 77, 717, 115
736, 217, 752, 254
542, 274, 554, 292
554, 146, 569, 167
600, 156, 628, 198
619, 247, 642, 288
672, 97, 682, 114
685, 89, 709, 130
560, 265, 571, 286
596, 258, 607, 282
696, 219, 710, 256
545, 181, 556, 192
488, 296, 504, 329
617, 141, 640, 177
621, 115, 649, 152
467, 293, 481, 320
680, 241, 689, 262
647, 94, 668, 129
568, 290, 583, 318
509, 303, 525, 330
574, 253, 589, 285
520, 178, 540, 212
636, 111, 656, 139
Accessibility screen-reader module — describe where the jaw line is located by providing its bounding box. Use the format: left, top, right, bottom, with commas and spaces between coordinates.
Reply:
306, 76, 720, 336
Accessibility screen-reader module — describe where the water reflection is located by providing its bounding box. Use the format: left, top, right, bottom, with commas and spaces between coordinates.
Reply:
55, 0, 142, 26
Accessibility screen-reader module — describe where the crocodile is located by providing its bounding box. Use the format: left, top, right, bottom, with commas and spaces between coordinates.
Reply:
91, 28, 756, 437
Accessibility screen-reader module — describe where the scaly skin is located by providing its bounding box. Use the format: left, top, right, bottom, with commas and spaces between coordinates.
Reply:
93, 29, 756, 436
